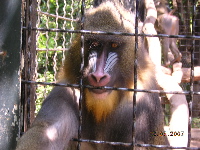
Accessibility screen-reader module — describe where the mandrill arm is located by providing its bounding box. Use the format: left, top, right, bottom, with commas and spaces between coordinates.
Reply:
16, 86, 79, 150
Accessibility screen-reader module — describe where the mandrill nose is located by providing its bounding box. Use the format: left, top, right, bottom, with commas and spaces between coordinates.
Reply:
88, 72, 110, 87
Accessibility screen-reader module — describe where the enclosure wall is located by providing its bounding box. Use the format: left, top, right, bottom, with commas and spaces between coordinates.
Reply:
0, 0, 21, 149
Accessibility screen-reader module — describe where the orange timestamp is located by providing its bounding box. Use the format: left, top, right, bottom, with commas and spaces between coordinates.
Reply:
151, 131, 184, 136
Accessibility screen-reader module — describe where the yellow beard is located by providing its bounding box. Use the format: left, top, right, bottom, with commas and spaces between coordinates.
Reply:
85, 88, 119, 123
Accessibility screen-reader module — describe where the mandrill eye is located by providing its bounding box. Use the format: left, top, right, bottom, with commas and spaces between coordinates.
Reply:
89, 41, 102, 49
111, 42, 119, 48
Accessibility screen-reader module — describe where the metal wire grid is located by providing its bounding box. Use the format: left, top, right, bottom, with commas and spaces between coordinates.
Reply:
21, 0, 200, 149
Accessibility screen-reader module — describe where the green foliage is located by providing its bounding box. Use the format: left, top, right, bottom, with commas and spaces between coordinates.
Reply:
192, 117, 200, 128
164, 104, 171, 126
37, 0, 94, 49
36, 72, 54, 113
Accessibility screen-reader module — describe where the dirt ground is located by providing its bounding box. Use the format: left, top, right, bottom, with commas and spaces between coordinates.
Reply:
190, 128, 200, 147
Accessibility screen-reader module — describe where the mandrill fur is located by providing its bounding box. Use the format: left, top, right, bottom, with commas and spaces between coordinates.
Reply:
16, 1, 168, 150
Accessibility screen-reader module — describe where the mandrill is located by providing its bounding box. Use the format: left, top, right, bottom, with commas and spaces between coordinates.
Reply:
16, 1, 168, 150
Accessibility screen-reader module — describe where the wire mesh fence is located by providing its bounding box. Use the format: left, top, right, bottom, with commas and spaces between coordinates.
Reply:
20, 0, 200, 149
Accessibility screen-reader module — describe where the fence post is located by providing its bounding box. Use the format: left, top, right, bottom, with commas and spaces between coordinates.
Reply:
0, 0, 21, 149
